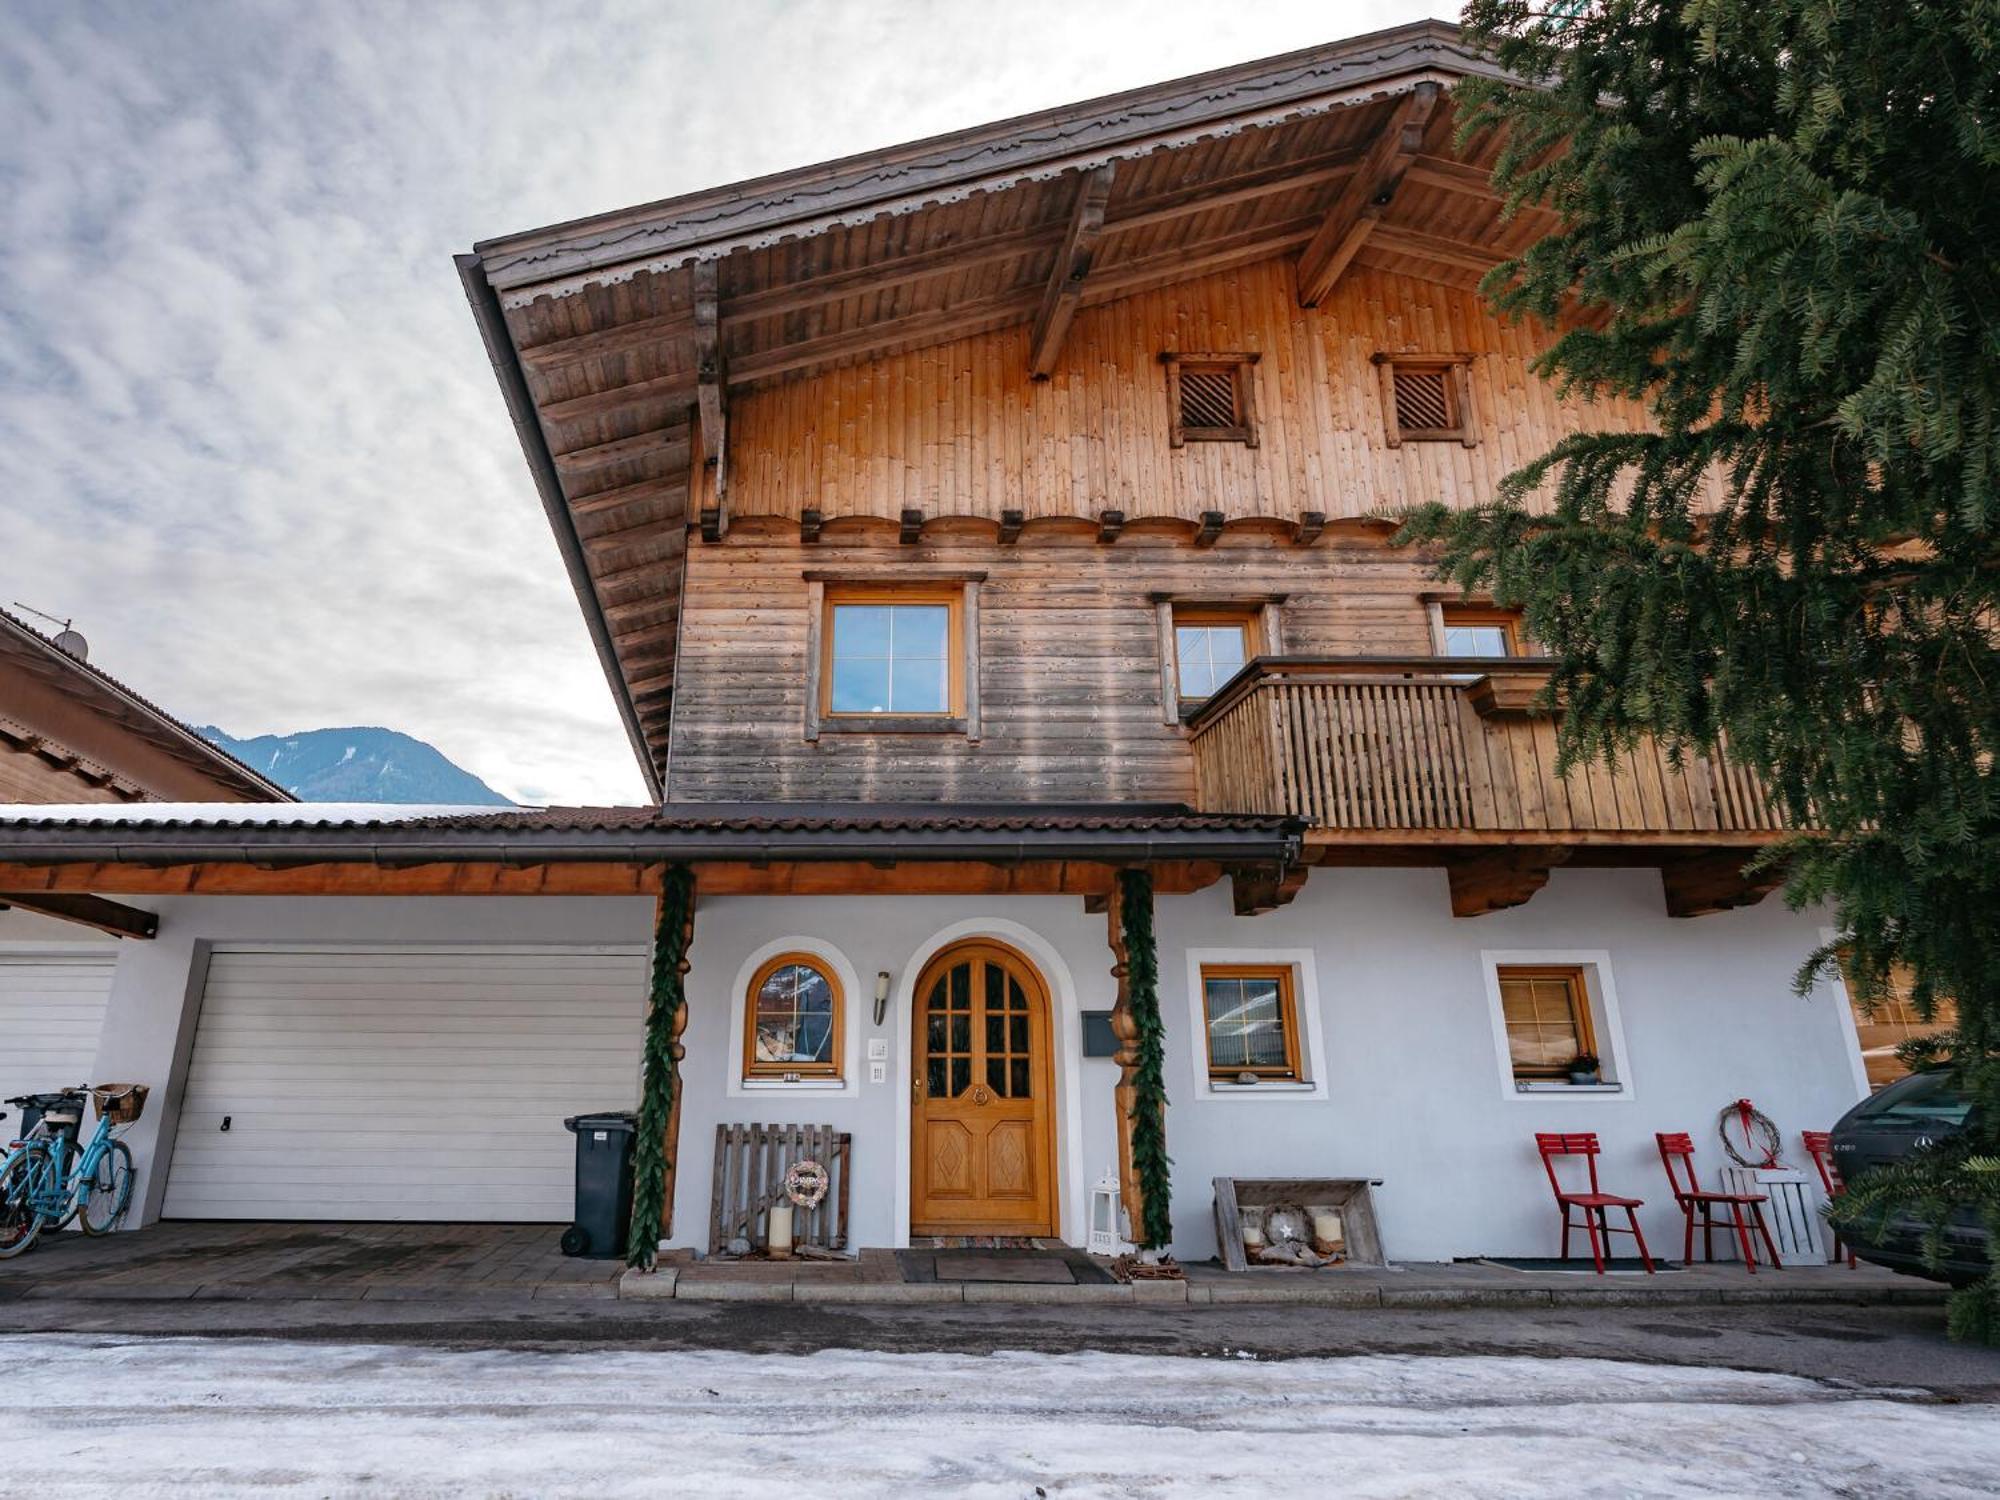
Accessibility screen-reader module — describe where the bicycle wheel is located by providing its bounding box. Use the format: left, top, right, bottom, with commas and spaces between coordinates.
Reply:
79, 1141, 134, 1236
0, 1152, 46, 1258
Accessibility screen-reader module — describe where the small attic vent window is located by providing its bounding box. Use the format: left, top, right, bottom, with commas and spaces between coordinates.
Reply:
1162, 353, 1259, 448
1375, 354, 1478, 447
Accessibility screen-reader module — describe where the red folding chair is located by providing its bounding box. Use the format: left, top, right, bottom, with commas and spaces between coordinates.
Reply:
1536, 1132, 1654, 1274
1656, 1132, 1782, 1273
1802, 1130, 1857, 1269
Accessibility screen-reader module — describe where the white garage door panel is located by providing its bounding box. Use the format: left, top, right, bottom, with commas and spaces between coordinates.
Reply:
0, 955, 117, 1115
164, 946, 647, 1221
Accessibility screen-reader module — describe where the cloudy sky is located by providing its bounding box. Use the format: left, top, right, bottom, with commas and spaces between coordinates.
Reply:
1, 0, 1444, 805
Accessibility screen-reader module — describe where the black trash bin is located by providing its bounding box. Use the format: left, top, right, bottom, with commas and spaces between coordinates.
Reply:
560, 1111, 638, 1258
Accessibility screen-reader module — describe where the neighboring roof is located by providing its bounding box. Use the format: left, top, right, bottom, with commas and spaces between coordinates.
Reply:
0, 609, 293, 802
0, 801, 1303, 866
458, 20, 1528, 797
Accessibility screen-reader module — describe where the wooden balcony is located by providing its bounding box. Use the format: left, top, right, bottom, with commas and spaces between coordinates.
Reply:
1186, 658, 1789, 916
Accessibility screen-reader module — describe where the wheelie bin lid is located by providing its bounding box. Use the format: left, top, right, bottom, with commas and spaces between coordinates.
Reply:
565, 1111, 638, 1134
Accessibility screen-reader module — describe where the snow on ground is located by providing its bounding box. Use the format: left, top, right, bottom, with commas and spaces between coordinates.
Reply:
0, 1336, 1993, 1498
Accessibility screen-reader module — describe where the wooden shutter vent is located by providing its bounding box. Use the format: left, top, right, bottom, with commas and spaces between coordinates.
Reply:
1376, 354, 1478, 447
1392, 368, 1452, 431
1162, 352, 1259, 447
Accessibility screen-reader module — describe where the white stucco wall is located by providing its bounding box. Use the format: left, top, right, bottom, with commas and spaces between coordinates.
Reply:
0, 872, 1866, 1263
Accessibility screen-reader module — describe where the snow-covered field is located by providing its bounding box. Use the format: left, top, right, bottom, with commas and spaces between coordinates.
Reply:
0, 1336, 1993, 1497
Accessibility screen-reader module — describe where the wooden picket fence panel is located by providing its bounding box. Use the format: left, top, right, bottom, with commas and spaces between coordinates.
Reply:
709, 1122, 852, 1254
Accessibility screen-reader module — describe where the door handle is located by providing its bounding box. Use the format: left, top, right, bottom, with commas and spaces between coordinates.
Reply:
911, 1078, 923, 1104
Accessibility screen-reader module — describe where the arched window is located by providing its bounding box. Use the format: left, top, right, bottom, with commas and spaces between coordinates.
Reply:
743, 954, 843, 1081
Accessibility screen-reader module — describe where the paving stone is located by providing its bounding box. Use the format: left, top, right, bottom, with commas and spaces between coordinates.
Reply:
1548, 1285, 1724, 1308
675, 1279, 795, 1302
1380, 1286, 1557, 1309
792, 1282, 967, 1304
1205, 1282, 1384, 1307
1129, 1279, 1191, 1304
961, 1281, 1134, 1304
617, 1268, 680, 1300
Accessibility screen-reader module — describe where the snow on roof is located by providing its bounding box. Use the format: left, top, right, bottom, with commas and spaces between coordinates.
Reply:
0, 802, 526, 827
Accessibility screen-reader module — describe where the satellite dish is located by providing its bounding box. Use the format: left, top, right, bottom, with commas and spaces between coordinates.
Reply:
52, 629, 89, 661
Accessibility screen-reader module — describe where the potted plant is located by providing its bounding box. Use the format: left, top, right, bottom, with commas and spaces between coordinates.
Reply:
1567, 1053, 1602, 1086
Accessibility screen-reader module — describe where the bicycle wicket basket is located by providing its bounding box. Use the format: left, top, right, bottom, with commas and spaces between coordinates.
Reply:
90, 1084, 148, 1126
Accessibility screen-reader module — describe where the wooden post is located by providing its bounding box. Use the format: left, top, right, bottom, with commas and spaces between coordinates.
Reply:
1104, 876, 1145, 1243
658, 879, 695, 1236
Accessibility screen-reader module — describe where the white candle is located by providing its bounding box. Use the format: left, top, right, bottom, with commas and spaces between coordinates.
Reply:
1312, 1209, 1344, 1250
767, 1202, 795, 1258
1241, 1223, 1265, 1250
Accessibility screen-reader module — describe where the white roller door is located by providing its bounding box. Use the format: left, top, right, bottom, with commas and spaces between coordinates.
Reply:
0, 952, 116, 1119
164, 945, 647, 1221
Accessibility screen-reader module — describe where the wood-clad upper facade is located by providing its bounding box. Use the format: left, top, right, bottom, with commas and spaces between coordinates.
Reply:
463, 21, 1783, 911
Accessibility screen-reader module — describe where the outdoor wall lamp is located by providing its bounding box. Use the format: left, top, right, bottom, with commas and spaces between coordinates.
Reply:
873, 970, 892, 1026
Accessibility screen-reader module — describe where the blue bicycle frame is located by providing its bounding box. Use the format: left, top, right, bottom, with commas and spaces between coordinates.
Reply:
2, 1094, 123, 1236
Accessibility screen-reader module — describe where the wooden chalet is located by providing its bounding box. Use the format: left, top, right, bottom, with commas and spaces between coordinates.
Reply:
0, 24, 1868, 1268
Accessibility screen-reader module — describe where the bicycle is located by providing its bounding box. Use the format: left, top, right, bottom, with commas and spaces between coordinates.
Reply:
0, 1083, 145, 1258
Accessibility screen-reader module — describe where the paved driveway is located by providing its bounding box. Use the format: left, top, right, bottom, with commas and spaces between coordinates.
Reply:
0, 1221, 619, 1300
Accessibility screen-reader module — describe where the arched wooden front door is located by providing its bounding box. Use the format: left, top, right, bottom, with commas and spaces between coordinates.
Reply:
910, 941, 1057, 1236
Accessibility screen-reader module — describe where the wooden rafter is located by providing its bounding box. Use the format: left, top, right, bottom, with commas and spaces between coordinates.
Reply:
552, 429, 690, 478
1029, 164, 1115, 379
1368, 224, 1507, 276
0, 891, 158, 940
693, 260, 729, 541
1296, 83, 1442, 307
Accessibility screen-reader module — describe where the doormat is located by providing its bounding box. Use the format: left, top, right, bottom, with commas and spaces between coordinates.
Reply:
896, 1246, 1115, 1285
1477, 1256, 1684, 1274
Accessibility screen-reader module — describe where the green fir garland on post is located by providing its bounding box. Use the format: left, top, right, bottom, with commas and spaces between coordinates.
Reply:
626, 863, 695, 1269
1119, 867, 1173, 1251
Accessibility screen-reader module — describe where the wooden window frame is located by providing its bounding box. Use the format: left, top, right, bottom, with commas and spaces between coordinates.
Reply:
743, 952, 845, 1082
1497, 964, 1597, 1082
803, 575, 981, 740
1375, 353, 1479, 448
1162, 352, 1260, 448
1199, 963, 1303, 1083
1153, 594, 1285, 724
1434, 603, 1525, 659
1171, 605, 1263, 706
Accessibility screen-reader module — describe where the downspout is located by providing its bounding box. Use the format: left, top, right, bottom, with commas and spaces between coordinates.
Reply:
455, 253, 665, 802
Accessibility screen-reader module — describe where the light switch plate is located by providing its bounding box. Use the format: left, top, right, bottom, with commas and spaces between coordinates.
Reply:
869, 1061, 886, 1083
866, 1038, 889, 1061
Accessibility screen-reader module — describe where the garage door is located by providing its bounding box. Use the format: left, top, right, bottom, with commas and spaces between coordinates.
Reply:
0, 953, 116, 1118
164, 945, 648, 1221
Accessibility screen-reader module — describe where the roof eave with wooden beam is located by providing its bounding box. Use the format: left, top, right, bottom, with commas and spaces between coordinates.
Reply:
1296, 82, 1442, 307
1028, 164, 1114, 378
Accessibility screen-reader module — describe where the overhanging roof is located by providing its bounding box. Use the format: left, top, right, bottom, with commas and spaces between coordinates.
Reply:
458, 20, 1535, 796
0, 609, 293, 802
0, 801, 1301, 867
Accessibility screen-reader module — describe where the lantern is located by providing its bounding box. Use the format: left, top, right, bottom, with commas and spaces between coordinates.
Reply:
1088, 1167, 1122, 1256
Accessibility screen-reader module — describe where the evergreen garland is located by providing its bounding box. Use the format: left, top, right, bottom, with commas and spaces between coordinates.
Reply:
626, 863, 695, 1269
1119, 867, 1174, 1251
1403, 1, 2000, 1339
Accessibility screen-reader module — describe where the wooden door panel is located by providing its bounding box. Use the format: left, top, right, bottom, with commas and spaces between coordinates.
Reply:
911, 942, 1055, 1235
926, 1120, 975, 1199
984, 1120, 1035, 1200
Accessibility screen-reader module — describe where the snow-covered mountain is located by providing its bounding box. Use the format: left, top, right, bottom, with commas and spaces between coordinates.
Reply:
196, 726, 512, 806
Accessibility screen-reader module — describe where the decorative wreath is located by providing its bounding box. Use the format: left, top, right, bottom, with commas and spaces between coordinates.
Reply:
1717, 1098, 1785, 1169
784, 1159, 830, 1209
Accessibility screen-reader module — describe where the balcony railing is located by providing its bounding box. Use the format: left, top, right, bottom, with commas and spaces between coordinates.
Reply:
1186, 658, 1785, 839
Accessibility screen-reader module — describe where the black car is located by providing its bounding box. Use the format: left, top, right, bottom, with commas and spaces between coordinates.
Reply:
1829, 1070, 1988, 1286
